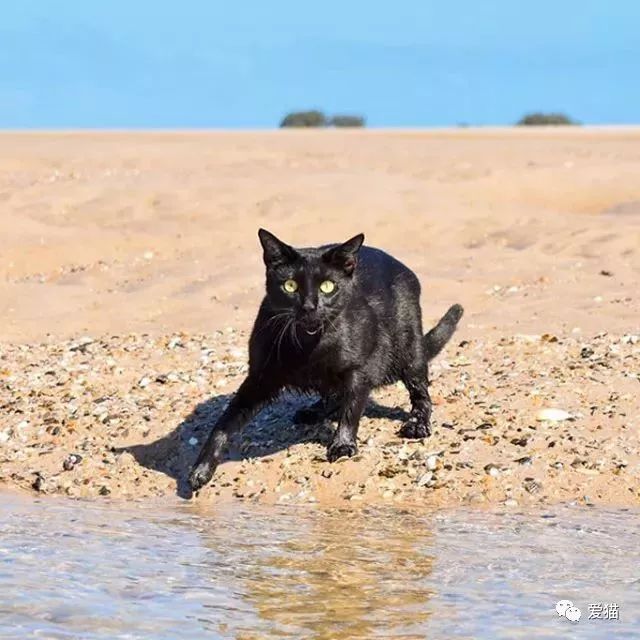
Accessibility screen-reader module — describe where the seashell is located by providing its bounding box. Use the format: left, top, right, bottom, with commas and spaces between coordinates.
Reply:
416, 472, 433, 486
575, 467, 600, 476
523, 479, 542, 494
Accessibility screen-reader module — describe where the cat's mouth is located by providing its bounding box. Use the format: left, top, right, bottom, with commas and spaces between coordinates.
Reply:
297, 318, 323, 335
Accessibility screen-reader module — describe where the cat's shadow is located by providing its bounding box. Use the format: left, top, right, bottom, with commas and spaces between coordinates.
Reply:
119, 393, 410, 499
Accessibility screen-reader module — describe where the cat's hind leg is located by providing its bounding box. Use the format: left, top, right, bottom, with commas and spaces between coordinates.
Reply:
398, 363, 433, 440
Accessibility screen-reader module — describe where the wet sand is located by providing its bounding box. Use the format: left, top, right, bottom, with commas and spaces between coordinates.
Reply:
1, 128, 639, 507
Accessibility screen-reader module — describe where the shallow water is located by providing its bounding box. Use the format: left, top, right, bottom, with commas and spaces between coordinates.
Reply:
1, 493, 639, 639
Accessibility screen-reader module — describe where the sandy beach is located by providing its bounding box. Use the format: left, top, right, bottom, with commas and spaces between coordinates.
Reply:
1, 128, 639, 507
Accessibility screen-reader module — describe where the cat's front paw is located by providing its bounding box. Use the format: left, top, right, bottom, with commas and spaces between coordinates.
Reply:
399, 417, 432, 439
188, 461, 215, 492
327, 438, 358, 462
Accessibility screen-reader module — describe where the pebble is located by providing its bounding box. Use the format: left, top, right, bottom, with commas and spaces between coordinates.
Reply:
484, 463, 501, 477
2, 329, 638, 508
62, 453, 83, 471
379, 465, 401, 478
536, 408, 571, 422
32, 473, 45, 492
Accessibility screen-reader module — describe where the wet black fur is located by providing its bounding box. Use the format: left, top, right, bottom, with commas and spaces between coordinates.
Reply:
189, 229, 463, 492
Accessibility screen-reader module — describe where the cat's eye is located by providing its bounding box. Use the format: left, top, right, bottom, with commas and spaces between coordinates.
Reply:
282, 279, 298, 294
319, 280, 335, 294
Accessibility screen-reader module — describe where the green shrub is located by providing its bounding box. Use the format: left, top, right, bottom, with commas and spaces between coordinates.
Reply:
329, 114, 365, 127
517, 112, 578, 126
280, 110, 327, 128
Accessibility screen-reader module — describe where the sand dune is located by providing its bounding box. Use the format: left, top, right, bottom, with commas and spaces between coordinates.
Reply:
2, 128, 639, 342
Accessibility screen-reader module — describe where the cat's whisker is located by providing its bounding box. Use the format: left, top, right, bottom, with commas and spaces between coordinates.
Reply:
255, 311, 290, 336
264, 313, 292, 365
290, 320, 303, 350
325, 313, 339, 334
276, 317, 293, 364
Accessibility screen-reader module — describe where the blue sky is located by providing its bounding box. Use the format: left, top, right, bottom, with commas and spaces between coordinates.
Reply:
1, 1, 638, 128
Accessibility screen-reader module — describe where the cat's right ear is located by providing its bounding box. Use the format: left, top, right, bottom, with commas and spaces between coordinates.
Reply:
258, 229, 298, 268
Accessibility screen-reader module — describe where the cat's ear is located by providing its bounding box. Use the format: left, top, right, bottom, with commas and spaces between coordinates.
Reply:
258, 228, 298, 268
322, 233, 364, 275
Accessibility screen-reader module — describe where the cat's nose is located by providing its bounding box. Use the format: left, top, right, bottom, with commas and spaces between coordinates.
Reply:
302, 299, 315, 313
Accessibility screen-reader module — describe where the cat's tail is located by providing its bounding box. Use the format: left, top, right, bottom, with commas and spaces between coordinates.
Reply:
423, 304, 464, 361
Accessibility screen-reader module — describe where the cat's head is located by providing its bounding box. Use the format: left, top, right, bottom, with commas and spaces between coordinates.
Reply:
258, 228, 364, 334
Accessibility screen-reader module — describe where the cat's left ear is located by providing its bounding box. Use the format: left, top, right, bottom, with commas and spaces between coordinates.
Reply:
322, 233, 364, 275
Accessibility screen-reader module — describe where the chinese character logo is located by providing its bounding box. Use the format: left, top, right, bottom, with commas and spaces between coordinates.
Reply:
556, 600, 581, 623
589, 603, 619, 620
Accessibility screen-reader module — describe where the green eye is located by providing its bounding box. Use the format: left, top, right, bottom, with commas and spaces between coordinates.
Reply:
282, 279, 298, 293
319, 280, 335, 294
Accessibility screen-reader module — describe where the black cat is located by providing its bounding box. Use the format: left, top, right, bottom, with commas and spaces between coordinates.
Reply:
189, 229, 463, 492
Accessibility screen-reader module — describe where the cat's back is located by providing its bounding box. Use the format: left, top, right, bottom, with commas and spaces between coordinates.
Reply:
318, 242, 416, 284
356, 246, 420, 297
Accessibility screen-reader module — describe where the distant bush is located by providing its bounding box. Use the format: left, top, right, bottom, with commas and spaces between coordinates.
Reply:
279, 110, 366, 128
280, 110, 327, 128
329, 114, 365, 127
517, 112, 578, 126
